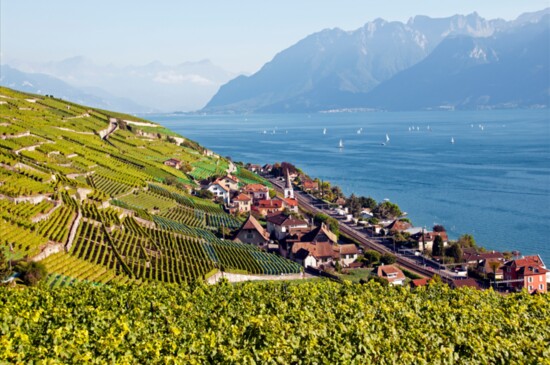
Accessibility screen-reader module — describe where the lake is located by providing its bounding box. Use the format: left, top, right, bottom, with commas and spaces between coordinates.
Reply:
149, 110, 550, 263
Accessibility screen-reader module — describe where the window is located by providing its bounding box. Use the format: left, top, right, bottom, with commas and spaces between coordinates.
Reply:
539, 284, 544, 290
528, 277, 533, 283
528, 286, 533, 291
246, 233, 254, 239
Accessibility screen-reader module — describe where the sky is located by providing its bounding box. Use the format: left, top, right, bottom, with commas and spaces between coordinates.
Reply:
1, 0, 548, 73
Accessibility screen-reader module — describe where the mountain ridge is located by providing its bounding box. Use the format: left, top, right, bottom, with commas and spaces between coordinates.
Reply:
204, 8, 550, 113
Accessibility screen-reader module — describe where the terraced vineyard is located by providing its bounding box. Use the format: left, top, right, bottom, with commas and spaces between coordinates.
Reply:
0, 87, 298, 286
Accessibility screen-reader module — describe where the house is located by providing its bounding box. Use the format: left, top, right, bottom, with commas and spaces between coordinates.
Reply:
292, 241, 336, 268
410, 278, 430, 288
206, 182, 230, 204
302, 179, 319, 192
476, 253, 506, 280
216, 175, 239, 192
266, 212, 309, 240
339, 244, 359, 267
261, 164, 273, 174
234, 215, 270, 246
412, 231, 448, 252
503, 256, 548, 293
360, 209, 373, 219
253, 199, 284, 216
164, 158, 182, 169
376, 265, 406, 286
232, 193, 252, 213
451, 278, 481, 290
385, 219, 413, 235
298, 223, 338, 245
246, 164, 262, 173
243, 184, 270, 203
281, 197, 299, 213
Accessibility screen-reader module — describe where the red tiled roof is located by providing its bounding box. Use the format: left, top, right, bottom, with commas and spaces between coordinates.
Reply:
411, 278, 430, 287
302, 180, 318, 189
339, 244, 359, 255
266, 212, 308, 227
257, 200, 283, 209
387, 220, 412, 232
233, 193, 251, 202
238, 215, 269, 240
377, 265, 406, 283
243, 184, 269, 193
452, 278, 481, 289
209, 182, 229, 192
283, 198, 299, 207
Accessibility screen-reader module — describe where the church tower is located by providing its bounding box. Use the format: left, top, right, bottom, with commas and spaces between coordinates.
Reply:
284, 169, 294, 199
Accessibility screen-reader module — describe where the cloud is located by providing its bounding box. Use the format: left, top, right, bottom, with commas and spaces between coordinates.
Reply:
153, 71, 214, 85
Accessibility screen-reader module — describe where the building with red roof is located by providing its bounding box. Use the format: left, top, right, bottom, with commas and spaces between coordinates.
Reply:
503, 256, 548, 293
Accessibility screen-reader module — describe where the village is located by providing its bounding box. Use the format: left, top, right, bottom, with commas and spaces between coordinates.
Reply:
165, 158, 549, 293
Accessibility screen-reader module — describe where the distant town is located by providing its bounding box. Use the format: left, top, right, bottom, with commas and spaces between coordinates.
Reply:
171, 157, 548, 294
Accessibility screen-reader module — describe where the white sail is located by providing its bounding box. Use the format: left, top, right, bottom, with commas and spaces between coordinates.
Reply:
451, 137, 455, 144
323, 128, 327, 135
339, 139, 344, 148
386, 134, 390, 143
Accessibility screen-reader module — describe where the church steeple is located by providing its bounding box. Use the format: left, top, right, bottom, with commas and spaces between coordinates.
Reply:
284, 169, 294, 199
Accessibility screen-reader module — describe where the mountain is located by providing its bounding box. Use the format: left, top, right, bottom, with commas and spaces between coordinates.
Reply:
204, 9, 549, 113
0, 65, 151, 112
359, 17, 550, 110
8, 57, 237, 112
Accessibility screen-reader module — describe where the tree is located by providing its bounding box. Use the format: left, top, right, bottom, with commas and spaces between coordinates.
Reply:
269, 189, 277, 199
196, 189, 214, 199
381, 253, 397, 265
364, 250, 381, 266
313, 213, 339, 236
373, 201, 402, 219
457, 234, 476, 248
489, 261, 501, 279
445, 243, 463, 263
432, 235, 444, 256
15, 261, 47, 286
433, 225, 446, 232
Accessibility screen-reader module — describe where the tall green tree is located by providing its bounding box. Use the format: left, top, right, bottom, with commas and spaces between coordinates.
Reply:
364, 250, 381, 265
373, 201, 402, 219
432, 236, 444, 256
457, 234, 476, 248
445, 243, 463, 263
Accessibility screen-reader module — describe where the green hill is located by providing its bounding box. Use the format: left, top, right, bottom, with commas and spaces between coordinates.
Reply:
0, 87, 300, 285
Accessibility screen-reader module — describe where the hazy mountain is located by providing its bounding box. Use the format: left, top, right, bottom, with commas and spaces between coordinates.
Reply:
0, 65, 151, 112
8, 58, 237, 112
204, 9, 549, 113
359, 17, 550, 110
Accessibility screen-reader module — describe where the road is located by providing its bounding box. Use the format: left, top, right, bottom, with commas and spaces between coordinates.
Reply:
269, 177, 455, 283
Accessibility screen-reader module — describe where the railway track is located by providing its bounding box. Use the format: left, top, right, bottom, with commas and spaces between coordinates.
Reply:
269, 177, 453, 282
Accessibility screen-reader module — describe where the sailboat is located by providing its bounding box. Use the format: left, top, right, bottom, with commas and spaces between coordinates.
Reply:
338, 139, 344, 148
451, 137, 455, 144
382, 134, 390, 146
323, 128, 327, 135
357, 128, 363, 134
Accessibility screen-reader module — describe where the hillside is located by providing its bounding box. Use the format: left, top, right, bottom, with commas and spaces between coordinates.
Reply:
204, 9, 549, 112
0, 87, 300, 286
1, 281, 549, 363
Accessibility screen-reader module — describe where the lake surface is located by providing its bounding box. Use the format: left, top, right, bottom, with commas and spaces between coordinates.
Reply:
149, 110, 550, 263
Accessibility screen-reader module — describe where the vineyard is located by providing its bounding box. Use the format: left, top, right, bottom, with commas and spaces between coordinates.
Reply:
0, 86, 299, 287
0, 281, 548, 363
